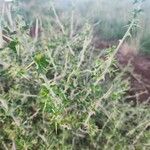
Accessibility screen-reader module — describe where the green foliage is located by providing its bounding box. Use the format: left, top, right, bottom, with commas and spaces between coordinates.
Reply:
140, 34, 150, 54
34, 52, 49, 72
0, 1, 149, 149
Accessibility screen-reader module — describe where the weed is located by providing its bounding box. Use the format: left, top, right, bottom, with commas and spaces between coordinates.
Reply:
0, 0, 149, 149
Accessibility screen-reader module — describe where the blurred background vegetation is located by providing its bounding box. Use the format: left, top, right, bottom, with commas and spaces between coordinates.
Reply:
4, 0, 148, 54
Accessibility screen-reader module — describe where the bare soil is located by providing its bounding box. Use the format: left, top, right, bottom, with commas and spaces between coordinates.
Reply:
93, 38, 150, 103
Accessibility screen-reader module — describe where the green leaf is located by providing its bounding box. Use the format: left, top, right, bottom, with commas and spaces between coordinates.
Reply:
8, 39, 19, 54
34, 52, 49, 72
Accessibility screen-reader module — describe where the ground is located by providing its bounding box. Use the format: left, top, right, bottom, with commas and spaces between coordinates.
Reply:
93, 37, 150, 103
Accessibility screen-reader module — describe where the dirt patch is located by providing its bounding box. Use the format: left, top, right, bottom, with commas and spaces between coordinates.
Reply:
94, 39, 150, 103
92, 37, 117, 49
117, 45, 150, 103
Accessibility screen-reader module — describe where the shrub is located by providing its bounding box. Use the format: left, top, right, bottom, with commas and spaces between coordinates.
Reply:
0, 1, 149, 149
